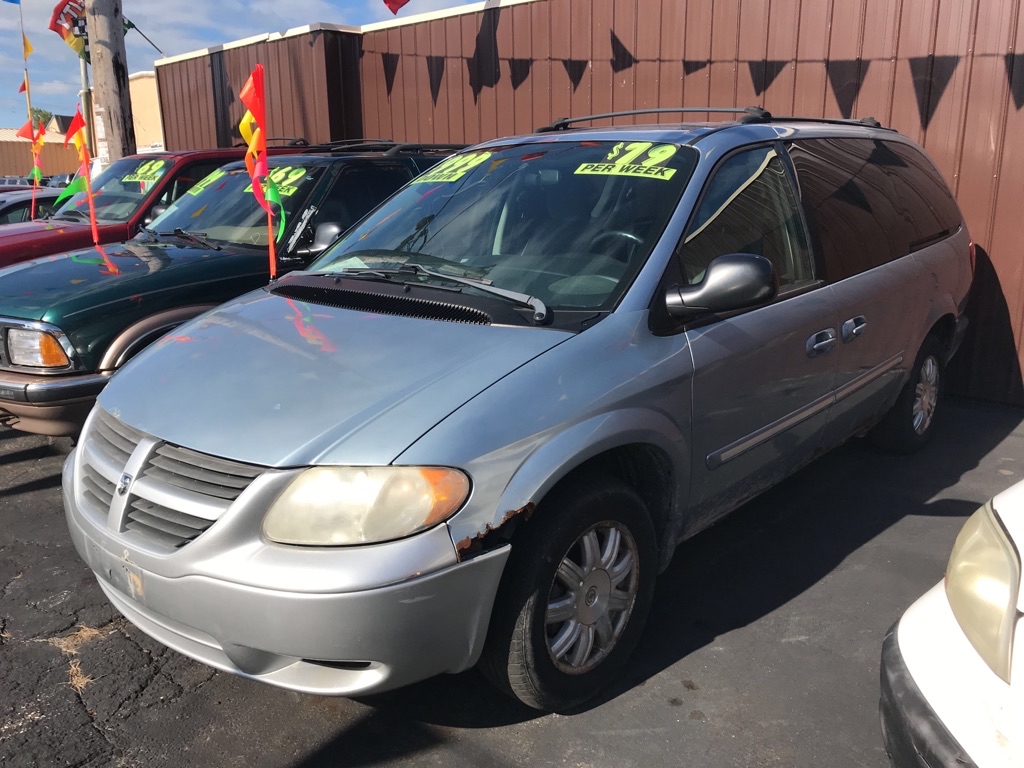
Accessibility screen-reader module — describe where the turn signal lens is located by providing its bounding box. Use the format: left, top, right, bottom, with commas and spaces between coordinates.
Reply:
263, 466, 471, 546
945, 501, 1021, 683
7, 329, 71, 368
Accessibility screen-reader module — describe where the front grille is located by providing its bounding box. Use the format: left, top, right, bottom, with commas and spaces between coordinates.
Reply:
78, 408, 264, 551
91, 408, 144, 467
142, 445, 262, 501
125, 498, 214, 549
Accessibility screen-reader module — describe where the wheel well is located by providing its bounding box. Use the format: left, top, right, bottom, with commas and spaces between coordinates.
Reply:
927, 314, 957, 362
528, 444, 674, 549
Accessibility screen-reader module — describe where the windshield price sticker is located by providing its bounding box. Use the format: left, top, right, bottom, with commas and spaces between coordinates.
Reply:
412, 151, 493, 184
243, 165, 307, 197
187, 168, 227, 197
122, 159, 168, 183
575, 142, 679, 181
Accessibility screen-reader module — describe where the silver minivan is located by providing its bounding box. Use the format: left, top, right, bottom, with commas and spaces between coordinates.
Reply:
63, 110, 973, 711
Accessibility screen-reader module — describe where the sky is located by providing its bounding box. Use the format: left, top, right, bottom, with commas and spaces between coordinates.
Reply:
0, 0, 475, 129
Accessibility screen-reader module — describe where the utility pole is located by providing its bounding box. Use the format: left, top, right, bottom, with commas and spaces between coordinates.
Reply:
86, 0, 135, 165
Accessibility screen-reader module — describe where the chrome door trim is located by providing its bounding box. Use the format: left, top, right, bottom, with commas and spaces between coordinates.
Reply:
833, 352, 904, 403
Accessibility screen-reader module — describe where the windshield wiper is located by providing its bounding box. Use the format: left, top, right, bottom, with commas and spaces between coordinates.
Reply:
52, 209, 88, 221
402, 263, 548, 323
159, 227, 222, 251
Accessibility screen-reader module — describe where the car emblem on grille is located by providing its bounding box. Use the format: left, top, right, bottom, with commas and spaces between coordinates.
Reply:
117, 473, 133, 496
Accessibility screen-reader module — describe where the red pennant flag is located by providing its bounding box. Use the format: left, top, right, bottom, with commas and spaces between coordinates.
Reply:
384, 0, 411, 13
18, 76, 26, 94
63, 108, 86, 147
16, 119, 34, 141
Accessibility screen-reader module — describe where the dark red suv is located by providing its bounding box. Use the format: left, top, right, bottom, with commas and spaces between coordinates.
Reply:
0, 147, 302, 269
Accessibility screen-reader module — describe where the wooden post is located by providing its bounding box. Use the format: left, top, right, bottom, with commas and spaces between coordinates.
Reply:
86, 0, 136, 165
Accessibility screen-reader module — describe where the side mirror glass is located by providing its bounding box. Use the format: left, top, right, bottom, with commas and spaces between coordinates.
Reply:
144, 204, 168, 227
294, 222, 345, 260
665, 253, 778, 319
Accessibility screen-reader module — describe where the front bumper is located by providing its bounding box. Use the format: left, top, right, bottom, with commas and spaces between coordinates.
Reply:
63, 452, 510, 697
0, 369, 108, 435
879, 620, 976, 767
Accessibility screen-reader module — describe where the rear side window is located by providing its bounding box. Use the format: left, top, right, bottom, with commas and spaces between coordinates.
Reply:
788, 138, 961, 282
312, 163, 415, 233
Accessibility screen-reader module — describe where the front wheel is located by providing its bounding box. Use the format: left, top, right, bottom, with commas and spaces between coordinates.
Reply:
479, 475, 657, 711
870, 335, 945, 453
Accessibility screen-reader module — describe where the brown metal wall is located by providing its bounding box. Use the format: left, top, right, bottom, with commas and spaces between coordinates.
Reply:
157, 29, 363, 152
0, 142, 80, 177
360, 0, 1024, 405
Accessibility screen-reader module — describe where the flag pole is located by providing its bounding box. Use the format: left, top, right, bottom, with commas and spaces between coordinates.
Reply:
17, 1, 38, 218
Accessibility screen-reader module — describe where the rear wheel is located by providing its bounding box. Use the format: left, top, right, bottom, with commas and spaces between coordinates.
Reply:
479, 475, 657, 711
870, 335, 945, 453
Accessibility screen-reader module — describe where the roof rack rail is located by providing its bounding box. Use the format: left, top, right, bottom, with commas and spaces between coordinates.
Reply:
536, 107, 772, 132
383, 142, 466, 155
234, 136, 311, 148
769, 115, 891, 130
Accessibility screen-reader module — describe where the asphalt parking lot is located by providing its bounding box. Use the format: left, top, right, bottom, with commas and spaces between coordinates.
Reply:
1, 397, 1022, 768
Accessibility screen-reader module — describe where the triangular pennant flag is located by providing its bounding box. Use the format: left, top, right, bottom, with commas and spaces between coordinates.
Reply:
826, 59, 870, 118
467, 8, 502, 101
1005, 53, 1024, 110
561, 59, 588, 92
384, 0, 411, 14
908, 55, 960, 129
18, 73, 26, 94
22, 33, 33, 60
63, 108, 85, 147
16, 119, 34, 141
239, 65, 267, 136
683, 59, 709, 75
426, 56, 445, 106
382, 52, 400, 97
610, 31, 637, 73
54, 174, 85, 206
748, 60, 789, 97
509, 58, 532, 90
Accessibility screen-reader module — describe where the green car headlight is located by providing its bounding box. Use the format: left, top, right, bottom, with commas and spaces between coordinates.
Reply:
945, 500, 1022, 683
262, 466, 470, 546
7, 328, 71, 368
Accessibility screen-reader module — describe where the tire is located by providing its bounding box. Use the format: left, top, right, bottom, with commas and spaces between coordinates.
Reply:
479, 474, 657, 712
870, 334, 945, 454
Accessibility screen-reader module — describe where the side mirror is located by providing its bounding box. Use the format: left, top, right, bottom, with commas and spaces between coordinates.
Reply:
293, 222, 345, 259
665, 253, 778, 319
144, 205, 168, 226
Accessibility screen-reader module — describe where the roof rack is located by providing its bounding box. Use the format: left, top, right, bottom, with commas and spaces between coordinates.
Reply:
295, 140, 466, 155
536, 107, 772, 132
383, 143, 466, 155
767, 115, 890, 130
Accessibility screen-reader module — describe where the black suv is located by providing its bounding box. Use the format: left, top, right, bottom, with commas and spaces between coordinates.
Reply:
0, 142, 460, 435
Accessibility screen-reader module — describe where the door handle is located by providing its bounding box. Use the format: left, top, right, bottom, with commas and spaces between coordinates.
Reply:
841, 316, 867, 343
806, 328, 837, 358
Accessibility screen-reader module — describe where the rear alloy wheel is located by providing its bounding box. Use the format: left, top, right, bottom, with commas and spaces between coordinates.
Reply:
871, 334, 945, 453
480, 476, 656, 711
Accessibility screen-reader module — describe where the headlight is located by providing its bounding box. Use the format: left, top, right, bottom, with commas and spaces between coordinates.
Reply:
7, 328, 71, 367
945, 500, 1022, 683
262, 466, 470, 546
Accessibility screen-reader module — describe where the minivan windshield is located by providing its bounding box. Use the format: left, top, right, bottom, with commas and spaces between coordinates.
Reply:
311, 141, 697, 312
147, 164, 325, 248
53, 156, 172, 222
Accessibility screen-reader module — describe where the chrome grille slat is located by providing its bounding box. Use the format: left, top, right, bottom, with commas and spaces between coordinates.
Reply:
123, 521, 187, 550
131, 476, 230, 522
141, 445, 260, 501
129, 499, 211, 531
91, 409, 144, 466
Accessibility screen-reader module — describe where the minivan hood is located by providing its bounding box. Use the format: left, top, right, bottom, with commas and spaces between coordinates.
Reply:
99, 289, 572, 467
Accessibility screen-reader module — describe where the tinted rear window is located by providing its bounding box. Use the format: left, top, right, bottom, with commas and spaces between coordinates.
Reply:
788, 138, 961, 282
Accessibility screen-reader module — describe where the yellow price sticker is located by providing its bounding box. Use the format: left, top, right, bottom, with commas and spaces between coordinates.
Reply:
122, 159, 168, 183
412, 151, 493, 184
575, 142, 680, 181
186, 168, 227, 197
243, 165, 308, 197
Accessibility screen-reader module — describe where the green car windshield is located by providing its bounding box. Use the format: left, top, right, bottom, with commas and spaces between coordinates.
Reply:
311, 140, 697, 312
52, 156, 172, 222
147, 164, 324, 248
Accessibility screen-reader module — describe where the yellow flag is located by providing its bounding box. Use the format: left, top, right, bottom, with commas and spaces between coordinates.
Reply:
22, 33, 33, 60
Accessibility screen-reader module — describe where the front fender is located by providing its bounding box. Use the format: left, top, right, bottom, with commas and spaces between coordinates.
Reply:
445, 407, 690, 566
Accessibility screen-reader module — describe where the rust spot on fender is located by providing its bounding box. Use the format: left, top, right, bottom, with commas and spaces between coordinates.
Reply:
455, 502, 535, 560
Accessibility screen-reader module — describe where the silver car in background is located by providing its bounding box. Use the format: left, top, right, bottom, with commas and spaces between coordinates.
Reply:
63, 110, 972, 712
